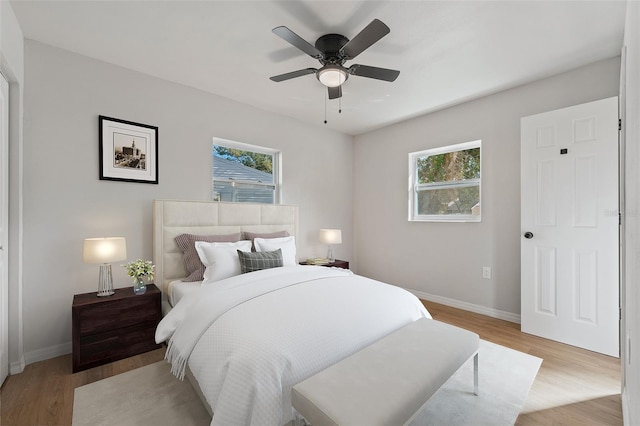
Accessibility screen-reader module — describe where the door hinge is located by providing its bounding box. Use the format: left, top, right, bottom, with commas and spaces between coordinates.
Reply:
620, 211, 622, 226
619, 118, 622, 131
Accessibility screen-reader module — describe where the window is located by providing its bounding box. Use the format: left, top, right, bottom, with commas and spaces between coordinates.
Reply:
409, 140, 481, 222
212, 138, 281, 204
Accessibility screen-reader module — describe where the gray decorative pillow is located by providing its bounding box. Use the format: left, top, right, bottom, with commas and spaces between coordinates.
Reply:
175, 233, 242, 281
244, 230, 289, 251
237, 249, 283, 274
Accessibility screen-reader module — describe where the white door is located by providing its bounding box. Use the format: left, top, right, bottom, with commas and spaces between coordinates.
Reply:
0, 73, 8, 384
521, 97, 619, 357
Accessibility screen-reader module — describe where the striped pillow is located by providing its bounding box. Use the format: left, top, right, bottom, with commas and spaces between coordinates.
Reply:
175, 233, 241, 281
237, 249, 283, 274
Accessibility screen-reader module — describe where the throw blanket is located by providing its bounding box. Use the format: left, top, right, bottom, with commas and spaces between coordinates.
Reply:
156, 266, 430, 426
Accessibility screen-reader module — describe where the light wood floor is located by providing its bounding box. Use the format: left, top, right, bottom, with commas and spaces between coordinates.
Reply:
424, 301, 622, 426
0, 301, 622, 426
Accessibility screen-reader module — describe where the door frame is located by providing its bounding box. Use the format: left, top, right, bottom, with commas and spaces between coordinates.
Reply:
618, 46, 627, 395
0, 71, 9, 384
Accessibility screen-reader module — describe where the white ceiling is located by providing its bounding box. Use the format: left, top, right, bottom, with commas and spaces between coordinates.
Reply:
10, 0, 626, 135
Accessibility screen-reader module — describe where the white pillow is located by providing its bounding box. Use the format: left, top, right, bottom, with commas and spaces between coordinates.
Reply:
254, 236, 296, 266
195, 240, 252, 283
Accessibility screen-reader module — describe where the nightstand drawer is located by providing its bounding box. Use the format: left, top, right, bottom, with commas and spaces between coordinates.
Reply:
72, 284, 162, 372
76, 296, 159, 335
77, 322, 160, 371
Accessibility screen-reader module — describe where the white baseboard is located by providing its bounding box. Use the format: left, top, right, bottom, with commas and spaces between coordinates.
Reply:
9, 356, 25, 375
406, 288, 521, 324
23, 341, 71, 366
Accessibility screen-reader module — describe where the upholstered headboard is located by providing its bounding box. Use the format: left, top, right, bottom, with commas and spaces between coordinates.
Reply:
153, 199, 299, 310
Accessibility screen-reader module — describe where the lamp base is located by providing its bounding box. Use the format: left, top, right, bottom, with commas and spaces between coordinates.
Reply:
97, 264, 115, 297
327, 246, 335, 263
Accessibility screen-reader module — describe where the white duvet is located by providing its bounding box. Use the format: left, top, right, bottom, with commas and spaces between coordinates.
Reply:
156, 265, 430, 426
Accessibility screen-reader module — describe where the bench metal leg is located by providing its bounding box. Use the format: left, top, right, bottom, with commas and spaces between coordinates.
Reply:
473, 352, 479, 396
292, 408, 310, 426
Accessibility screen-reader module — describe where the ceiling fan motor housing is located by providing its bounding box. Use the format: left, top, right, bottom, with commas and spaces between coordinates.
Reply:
315, 34, 350, 64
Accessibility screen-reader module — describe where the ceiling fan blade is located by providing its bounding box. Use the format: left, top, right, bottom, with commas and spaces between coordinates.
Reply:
349, 64, 400, 82
272, 26, 324, 59
340, 19, 390, 60
328, 85, 342, 100
270, 68, 317, 82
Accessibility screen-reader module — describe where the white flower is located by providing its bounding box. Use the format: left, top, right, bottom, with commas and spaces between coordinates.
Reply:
122, 259, 155, 283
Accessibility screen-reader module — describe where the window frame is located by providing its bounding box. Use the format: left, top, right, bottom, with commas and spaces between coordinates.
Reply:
212, 137, 282, 204
408, 140, 482, 222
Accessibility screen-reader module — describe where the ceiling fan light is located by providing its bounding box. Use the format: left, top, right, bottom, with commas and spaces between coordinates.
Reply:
318, 66, 348, 87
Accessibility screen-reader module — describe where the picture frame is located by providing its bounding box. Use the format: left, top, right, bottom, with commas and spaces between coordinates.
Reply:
99, 115, 158, 184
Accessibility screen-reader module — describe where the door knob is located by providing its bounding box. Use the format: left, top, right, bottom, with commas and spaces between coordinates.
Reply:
524, 232, 534, 239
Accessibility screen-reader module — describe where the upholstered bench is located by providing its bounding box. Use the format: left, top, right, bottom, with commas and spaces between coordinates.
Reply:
292, 318, 479, 426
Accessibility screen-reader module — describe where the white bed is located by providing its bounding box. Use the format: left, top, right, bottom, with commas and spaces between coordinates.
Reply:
152, 199, 431, 426
166, 279, 202, 307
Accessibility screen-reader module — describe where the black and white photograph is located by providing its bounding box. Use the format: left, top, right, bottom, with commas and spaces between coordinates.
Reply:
113, 133, 147, 170
99, 115, 158, 184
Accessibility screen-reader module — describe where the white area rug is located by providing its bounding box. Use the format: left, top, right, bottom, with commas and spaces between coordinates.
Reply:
411, 339, 542, 425
72, 361, 210, 426
73, 340, 541, 426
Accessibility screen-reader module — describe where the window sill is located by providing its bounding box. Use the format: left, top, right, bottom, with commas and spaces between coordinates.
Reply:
409, 216, 482, 223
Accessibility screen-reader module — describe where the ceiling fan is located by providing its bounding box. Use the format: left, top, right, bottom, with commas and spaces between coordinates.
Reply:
269, 19, 400, 100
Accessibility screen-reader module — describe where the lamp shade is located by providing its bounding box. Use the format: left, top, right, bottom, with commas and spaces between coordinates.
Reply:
83, 237, 127, 264
319, 229, 342, 245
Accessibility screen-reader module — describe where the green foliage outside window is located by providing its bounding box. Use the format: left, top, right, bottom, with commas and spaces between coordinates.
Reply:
416, 147, 480, 216
417, 147, 480, 184
213, 145, 273, 174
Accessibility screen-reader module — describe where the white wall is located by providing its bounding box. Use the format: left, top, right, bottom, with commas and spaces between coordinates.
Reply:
22, 40, 353, 361
353, 57, 620, 319
1, 0, 25, 373
622, 1, 640, 424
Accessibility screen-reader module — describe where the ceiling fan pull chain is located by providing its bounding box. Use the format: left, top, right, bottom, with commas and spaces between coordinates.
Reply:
339, 97, 342, 114
324, 90, 328, 124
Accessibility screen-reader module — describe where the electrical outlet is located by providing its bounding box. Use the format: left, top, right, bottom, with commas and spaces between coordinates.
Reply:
482, 266, 492, 279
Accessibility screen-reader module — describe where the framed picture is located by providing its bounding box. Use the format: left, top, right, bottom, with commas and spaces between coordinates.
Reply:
99, 115, 158, 184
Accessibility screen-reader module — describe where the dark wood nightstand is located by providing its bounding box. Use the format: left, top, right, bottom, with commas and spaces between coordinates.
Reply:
72, 284, 162, 373
299, 259, 349, 269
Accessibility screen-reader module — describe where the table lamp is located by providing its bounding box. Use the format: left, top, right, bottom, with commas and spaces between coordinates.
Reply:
319, 229, 342, 263
83, 237, 127, 297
